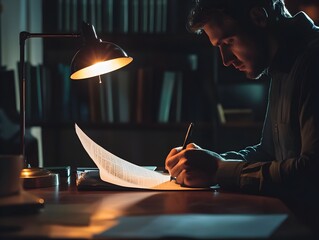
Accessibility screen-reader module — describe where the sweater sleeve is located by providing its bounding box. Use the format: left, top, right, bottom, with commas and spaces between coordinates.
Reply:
216, 91, 276, 192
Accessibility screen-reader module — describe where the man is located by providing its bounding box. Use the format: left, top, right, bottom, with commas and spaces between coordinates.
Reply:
165, 0, 319, 233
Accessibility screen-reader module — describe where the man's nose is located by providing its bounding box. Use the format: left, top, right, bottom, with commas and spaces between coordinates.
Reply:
219, 46, 234, 67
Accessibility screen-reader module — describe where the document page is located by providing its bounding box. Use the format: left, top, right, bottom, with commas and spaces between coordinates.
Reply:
75, 124, 203, 190
95, 214, 288, 239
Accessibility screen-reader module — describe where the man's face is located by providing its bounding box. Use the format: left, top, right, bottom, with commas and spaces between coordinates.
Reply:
203, 15, 270, 79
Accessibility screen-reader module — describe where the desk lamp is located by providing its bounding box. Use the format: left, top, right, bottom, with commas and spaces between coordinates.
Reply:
20, 22, 133, 188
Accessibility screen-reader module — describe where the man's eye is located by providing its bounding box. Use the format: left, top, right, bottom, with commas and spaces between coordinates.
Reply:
224, 38, 234, 45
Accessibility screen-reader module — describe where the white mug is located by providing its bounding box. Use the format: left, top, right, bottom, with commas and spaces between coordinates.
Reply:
0, 155, 23, 197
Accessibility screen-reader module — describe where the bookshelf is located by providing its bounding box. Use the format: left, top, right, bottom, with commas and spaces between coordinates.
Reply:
35, 0, 266, 166
38, 0, 217, 126
1, 0, 315, 167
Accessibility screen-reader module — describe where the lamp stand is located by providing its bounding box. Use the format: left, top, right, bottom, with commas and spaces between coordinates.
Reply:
19, 23, 132, 188
19, 32, 80, 188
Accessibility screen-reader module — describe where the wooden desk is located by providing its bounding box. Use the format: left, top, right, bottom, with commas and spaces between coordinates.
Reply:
0, 180, 313, 239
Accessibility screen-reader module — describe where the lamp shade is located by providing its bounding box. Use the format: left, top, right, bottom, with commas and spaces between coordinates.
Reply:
70, 22, 133, 80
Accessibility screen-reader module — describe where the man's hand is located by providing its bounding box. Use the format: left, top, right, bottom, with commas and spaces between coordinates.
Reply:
165, 143, 224, 187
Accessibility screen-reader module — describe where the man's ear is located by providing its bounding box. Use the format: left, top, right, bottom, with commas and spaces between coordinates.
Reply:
250, 7, 269, 27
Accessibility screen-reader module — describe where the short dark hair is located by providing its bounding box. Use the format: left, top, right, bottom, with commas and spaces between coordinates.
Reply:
187, 0, 290, 33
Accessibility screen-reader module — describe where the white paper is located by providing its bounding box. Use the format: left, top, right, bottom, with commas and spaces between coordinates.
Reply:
75, 124, 180, 190
95, 214, 288, 239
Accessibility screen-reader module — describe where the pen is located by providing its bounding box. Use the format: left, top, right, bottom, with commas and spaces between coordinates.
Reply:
170, 122, 194, 181
182, 122, 194, 150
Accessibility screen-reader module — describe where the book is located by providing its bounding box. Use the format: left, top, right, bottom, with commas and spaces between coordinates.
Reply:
57, 0, 63, 31
75, 124, 207, 190
161, 0, 168, 32
102, 0, 113, 33
140, 0, 149, 33
71, 0, 78, 32
81, 0, 88, 24
104, 74, 114, 123
115, 70, 131, 122
148, 0, 155, 33
158, 71, 177, 122
95, 0, 102, 33
0, 69, 17, 114
113, 0, 129, 33
135, 67, 156, 123
57, 63, 71, 121
39, 65, 52, 121
130, 0, 139, 33
169, 71, 183, 122
64, 0, 71, 32
155, 0, 163, 33
34, 65, 43, 121
121, 0, 129, 33
87, 77, 101, 123
27, 63, 42, 123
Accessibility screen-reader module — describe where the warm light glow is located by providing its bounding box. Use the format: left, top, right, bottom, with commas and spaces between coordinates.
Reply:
70, 57, 133, 80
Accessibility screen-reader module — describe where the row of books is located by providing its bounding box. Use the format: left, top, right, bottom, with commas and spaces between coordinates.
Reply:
22, 62, 205, 124
51, 0, 192, 34
0, 69, 17, 116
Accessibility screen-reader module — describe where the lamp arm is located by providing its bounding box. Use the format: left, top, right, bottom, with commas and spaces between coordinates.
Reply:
19, 31, 81, 166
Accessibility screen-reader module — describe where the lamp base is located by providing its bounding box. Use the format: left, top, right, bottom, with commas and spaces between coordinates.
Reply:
20, 168, 59, 189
